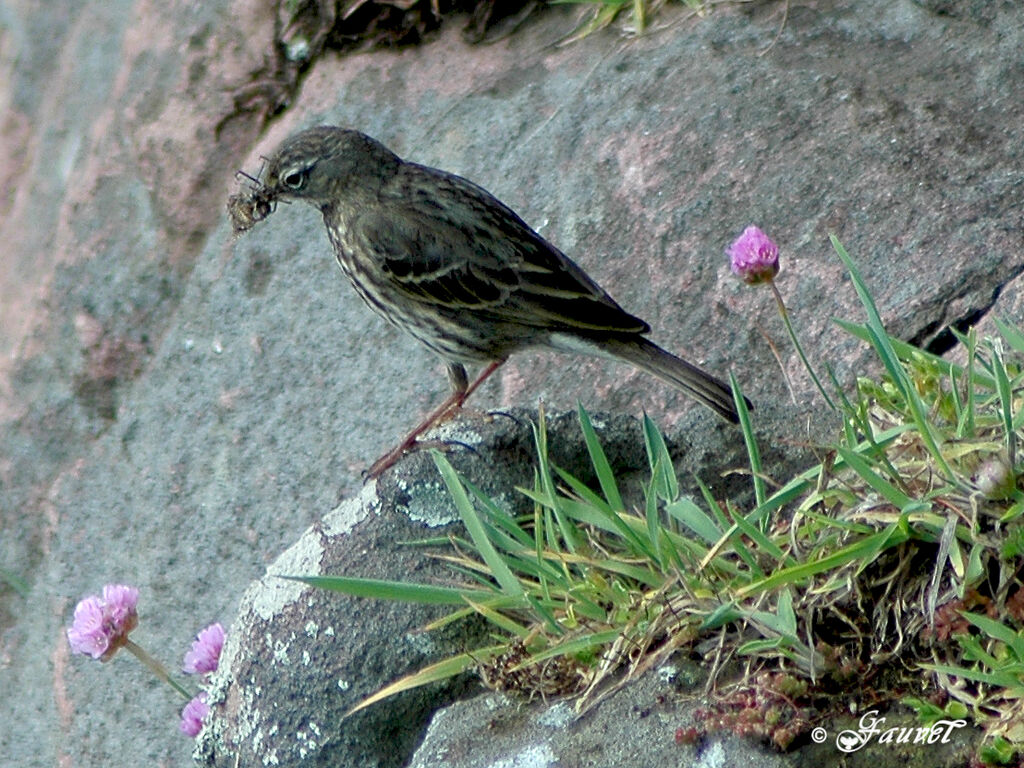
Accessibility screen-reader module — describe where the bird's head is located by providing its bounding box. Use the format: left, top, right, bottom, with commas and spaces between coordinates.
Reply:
261, 126, 402, 210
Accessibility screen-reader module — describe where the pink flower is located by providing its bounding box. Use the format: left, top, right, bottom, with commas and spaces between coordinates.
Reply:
66, 584, 140, 661
102, 584, 139, 626
179, 693, 209, 737
66, 597, 107, 658
183, 623, 225, 675
727, 226, 780, 284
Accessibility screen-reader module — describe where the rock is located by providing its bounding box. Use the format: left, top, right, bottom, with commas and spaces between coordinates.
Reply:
195, 408, 669, 766
404, 671, 790, 768
406, 680, 977, 768
1, 0, 1022, 765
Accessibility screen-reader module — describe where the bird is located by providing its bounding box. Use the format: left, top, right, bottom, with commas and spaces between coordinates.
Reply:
241, 126, 746, 476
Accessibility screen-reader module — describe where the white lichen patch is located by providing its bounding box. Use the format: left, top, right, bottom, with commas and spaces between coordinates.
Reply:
322, 483, 379, 537
424, 418, 485, 448
396, 476, 460, 527
296, 725, 321, 759
272, 635, 292, 665
248, 486, 380, 625
254, 539, 323, 622
485, 693, 513, 710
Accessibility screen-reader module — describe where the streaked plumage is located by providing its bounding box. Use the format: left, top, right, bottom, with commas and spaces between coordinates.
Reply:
252, 127, 744, 472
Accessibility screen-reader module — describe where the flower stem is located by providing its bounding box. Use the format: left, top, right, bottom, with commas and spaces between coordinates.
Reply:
124, 639, 193, 700
769, 281, 837, 411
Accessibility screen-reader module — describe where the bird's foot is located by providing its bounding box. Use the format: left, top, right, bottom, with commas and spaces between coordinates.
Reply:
364, 407, 499, 479
365, 436, 421, 479
364, 400, 465, 479
365, 362, 505, 480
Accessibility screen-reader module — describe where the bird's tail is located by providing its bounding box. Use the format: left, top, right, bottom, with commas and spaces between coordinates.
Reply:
599, 336, 747, 423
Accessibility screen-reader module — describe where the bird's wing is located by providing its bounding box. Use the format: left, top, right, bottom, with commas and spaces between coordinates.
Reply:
350, 165, 649, 334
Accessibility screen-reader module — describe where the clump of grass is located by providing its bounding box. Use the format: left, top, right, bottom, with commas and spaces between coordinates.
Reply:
297, 236, 1024, 762
237, 1, 781, 127
554, 0, 704, 43
554, 0, 789, 45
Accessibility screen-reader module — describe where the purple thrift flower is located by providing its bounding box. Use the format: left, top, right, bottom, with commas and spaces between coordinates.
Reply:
66, 596, 108, 659
183, 623, 225, 675
727, 226, 780, 284
66, 584, 140, 661
180, 693, 209, 737
102, 584, 139, 626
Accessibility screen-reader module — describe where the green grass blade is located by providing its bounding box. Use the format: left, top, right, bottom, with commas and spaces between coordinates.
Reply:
963, 326, 978, 436
733, 508, 789, 564
919, 662, 1024, 692
524, 591, 566, 635
835, 318, 969, 383
735, 520, 912, 597
642, 412, 679, 502
347, 645, 506, 716
517, 629, 623, 664
462, 597, 532, 638
551, 470, 654, 558
461, 476, 534, 548
831, 236, 956, 483
737, 637, 783, 655
985, 339, 1016, 464
730, 373, 766, 511
694, 476, 760, 577
665, 496, 722, 544
960, 612, 1024, 659
433, 452, 525, 598
577, 403, 626, 511
644, 463, 664, 566
994, 316, 1024, 356
531, 410, 582, 553
746, 588, 797, 637
288, 575, 494, 604
834, 446, 915, 510
550, 468, 613, 514
701, 602, 742, 630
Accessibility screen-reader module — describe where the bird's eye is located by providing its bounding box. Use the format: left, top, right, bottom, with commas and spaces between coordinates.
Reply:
282, 169, 307, 190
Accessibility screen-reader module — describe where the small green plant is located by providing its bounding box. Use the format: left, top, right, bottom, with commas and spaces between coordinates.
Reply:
297, 236, 1024, 762
553, 0, 787, 45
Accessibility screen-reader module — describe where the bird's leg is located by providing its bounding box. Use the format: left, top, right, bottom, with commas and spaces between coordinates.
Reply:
455, 360, 504, 407
365, 361, 504, 478
447, 362, 470, 402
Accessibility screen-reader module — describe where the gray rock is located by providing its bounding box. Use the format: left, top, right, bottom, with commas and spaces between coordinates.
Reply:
1, 0, 1022, 765
195, 408, 666, 767
406, 679, 976, 768
404, 674, 790, 768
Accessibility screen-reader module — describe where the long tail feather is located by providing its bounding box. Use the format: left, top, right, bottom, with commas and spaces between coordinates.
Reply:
599, 337, 746, 423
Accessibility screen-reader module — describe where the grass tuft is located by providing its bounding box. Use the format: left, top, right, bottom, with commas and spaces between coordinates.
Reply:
295, 237, 1024, 761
